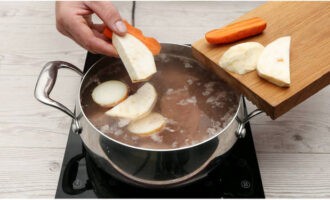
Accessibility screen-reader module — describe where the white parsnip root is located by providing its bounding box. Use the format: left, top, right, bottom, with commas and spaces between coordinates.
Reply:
219, 42, 264, 75
92, 80, 129, 108
105, 82, 157, 120
257, 36, 291, 87
113, 33, 157, 83
127, 112, 166, 136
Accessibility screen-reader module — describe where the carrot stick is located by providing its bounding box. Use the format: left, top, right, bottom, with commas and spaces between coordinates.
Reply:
103, 21, 161, 55
123, 20, 143, 35
205, 17, 267, 44
103, 27, 113, 39
142, 37, 162, 55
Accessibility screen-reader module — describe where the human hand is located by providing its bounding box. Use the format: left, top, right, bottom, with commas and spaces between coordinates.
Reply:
55, 1, 127, 57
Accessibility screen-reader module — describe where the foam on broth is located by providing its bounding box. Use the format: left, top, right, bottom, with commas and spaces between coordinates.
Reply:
81, 53, 239, 150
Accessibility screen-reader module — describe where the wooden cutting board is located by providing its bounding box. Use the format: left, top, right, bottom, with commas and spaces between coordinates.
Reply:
192, 2, 330, 119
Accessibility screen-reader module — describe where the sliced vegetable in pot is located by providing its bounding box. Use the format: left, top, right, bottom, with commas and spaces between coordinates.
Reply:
127, 112, 166, 136
91, 80, 129, 108
105, 82, 157, 120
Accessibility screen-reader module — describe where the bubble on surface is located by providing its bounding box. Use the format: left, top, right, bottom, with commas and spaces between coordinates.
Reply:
114, 129, 123, 136
158, 54, 170, 63
118, 118, 130, 128
100, 123, 123, 135
184, 62, 194, 68
206, 119, 222, 136
167, 118, 178, 125
166, 88, 174, 95
187, 79, 194, 85
165, 126, 176, 133
177, 96, 197, 106
202, 82, 216, 96
172, 141, 178, 148
206, 92, 226, 108
131, 136, 139, 141
151, 133, 163, 143
100, 125, 110, 133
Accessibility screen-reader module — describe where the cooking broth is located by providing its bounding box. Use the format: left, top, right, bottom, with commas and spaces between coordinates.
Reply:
81, 53, 239, 150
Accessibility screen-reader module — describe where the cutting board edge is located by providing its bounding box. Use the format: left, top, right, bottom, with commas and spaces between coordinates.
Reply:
274, 71, 330, 118
192, 42, 330, 120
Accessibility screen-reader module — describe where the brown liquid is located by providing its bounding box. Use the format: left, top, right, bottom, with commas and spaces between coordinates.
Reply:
81, 54, 239, 150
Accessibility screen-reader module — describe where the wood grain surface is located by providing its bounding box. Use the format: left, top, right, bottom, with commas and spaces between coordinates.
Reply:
192, 2, 330, 119
0, 1, 329, 198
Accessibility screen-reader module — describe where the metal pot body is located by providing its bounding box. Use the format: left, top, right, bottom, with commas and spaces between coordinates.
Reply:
76, 97, 244, 188
34, 44, 261, 189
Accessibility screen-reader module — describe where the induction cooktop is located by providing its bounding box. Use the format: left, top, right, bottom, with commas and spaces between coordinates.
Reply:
55, 52, 265, 198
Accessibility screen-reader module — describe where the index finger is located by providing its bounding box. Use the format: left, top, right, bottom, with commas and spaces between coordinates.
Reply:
71, 21, 118, 57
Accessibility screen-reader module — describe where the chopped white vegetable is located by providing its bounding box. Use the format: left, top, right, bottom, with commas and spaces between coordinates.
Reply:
91, 80, 128, 108
105, 82, 157, 120
257, 36, 291, 87
112, 33, 157, 83
127, 112, 166, 135
219, 42, 264, 75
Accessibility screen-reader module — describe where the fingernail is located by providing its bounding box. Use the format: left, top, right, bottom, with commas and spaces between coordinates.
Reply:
115, 21, 127, 33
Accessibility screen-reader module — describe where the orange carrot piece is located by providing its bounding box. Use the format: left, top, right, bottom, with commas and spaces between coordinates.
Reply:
123, 20, 143, 35
143, 37, 162, 55
205, 17, 267, 44
103, 27, 113, 39
102, 20, 143, 40
102, 20, 161, 55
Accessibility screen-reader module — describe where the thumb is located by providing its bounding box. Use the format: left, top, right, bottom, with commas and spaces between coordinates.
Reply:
85, 1, 127, 36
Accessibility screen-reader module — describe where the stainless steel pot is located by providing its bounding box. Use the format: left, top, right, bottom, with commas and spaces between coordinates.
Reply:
34, 44, 262, 188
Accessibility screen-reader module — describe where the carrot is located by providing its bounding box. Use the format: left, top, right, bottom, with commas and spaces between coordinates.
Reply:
142, 37, 162, 55
123, 20, 143, 35
103, 27, 113, 39
103, 20, 161, 55
205, 17, 267, 44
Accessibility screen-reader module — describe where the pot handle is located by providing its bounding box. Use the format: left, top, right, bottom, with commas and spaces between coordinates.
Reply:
34, 61, 83, 132
235, 97, 264, 138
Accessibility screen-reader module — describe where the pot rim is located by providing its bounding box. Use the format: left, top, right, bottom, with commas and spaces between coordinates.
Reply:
77, 43, 241, 152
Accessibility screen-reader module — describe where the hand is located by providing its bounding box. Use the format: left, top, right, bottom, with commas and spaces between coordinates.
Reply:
55, 1, 127, 57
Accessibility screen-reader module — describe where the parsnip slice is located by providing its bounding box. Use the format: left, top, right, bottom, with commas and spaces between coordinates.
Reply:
219, 42, 264, 74
127, 113, 166, 135
113, 33, 157, 83
91, 80, 128, 108
257, 36, 291, 87
105, 83, 157, 120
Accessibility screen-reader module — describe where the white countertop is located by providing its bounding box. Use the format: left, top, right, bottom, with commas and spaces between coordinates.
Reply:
0, 2, 329, 198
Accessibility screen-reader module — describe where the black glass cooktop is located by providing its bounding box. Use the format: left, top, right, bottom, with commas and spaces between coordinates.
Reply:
55, 52, 265, 198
